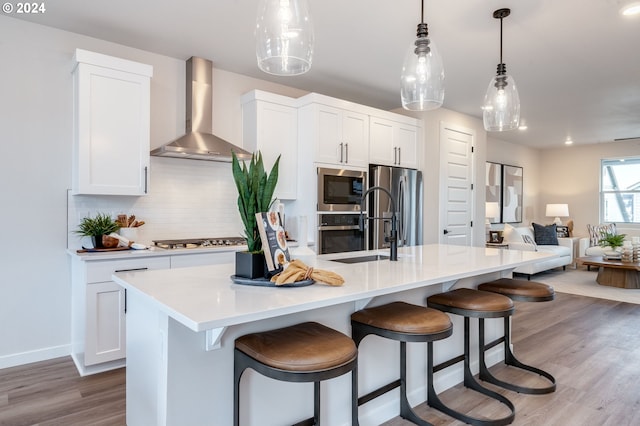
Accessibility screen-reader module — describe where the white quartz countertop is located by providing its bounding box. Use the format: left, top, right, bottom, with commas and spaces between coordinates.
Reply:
112, 244, 552, 332
67, 244, 246, 261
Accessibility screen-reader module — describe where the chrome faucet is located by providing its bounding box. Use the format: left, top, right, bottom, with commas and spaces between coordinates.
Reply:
359, 186, 398, 261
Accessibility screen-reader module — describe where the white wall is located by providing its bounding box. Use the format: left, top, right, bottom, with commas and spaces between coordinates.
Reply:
538, 139, 640, 238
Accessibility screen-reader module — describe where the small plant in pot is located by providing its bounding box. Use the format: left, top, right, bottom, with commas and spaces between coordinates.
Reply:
599, 232, 626, 253
231, 151, 280, 279
75, 213, 121, 249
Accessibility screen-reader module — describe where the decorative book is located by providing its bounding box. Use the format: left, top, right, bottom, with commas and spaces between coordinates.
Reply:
255, 211, 291, 272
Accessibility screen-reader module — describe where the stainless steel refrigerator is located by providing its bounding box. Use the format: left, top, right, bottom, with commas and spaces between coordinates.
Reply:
368, 165, 423, 249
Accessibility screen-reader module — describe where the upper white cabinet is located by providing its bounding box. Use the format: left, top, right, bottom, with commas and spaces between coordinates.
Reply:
299, 101, 369, 169
72, 49, 153, 196
369, 115, 420, 169
242, 90, 298, 200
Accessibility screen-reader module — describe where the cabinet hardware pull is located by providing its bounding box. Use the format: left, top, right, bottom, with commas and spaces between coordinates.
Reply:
124, 288, 127, 314
115, 267, 149, 273
339, 142, 344, 163
398, 147, 401, 165
345, 143, 349, 163
144, 166, 148, 194
394, 147, 397, 165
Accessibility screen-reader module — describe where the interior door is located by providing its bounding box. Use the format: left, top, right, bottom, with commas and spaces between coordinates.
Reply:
439, 123, 475, 246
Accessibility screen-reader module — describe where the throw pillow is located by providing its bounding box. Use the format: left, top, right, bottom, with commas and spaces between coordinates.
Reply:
502, 223, 521, 244
522, 234, 538, 251
587, 223, 617, 247
532, 223, 559, 245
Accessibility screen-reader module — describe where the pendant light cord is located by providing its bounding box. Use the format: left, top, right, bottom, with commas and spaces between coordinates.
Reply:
421, 0, 424, 24
499, 16, 503, 65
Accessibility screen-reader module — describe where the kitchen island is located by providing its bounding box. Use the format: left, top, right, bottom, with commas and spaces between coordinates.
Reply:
113, 244, 551, 426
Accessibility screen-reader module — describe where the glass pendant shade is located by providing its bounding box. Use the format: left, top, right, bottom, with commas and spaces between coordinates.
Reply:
483, 73, 520, 131
401, 35, 444, 111
256, 0, 314, 76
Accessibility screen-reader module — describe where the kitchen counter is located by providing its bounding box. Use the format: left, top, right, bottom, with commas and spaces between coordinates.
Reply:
113, 244, 551, 426
67, 243, 246, 261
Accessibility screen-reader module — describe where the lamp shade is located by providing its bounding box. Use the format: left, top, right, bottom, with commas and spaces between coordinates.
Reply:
486, 202, 500, 219
482, 74, 520, 131
546, 203, 569, 225
400, 36, 444, 111
256, 0, 314, 76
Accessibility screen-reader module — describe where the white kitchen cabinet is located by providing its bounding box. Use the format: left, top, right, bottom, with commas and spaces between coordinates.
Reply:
369, 115, 420, 169
242, 90, 298, 200
72, 49, 153, 196
71, 255, 170, 376
299, 102, 369, 169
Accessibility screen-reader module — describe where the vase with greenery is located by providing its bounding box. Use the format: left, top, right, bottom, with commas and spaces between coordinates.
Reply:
599, 232, 626, 252
231, 151, 280, 278
75, 212, 121, 248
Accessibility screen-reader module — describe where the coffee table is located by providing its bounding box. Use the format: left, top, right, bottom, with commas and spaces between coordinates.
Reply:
578, 256, 640, 289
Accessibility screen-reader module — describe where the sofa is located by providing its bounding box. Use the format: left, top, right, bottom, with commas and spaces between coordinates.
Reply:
502, 223, 574, 279
578, 223, 640, 257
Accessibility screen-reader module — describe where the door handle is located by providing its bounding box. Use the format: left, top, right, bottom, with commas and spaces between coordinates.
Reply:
443, 229, 449, 235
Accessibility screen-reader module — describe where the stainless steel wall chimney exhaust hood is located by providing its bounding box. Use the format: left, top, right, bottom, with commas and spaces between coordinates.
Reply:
151, 57, 251, 162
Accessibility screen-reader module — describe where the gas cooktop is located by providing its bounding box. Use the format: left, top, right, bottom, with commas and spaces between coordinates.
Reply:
152, 237, 246, 250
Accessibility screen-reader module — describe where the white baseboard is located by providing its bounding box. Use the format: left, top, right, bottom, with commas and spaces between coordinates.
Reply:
0, 344, 70, 370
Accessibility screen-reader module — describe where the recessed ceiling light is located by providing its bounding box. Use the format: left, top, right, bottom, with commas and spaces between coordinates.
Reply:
518, 124, 528, 131
565, 138, 573, 145
620, 2, 640, 16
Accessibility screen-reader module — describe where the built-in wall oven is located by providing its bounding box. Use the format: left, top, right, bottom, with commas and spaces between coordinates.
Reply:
316, 167, 367, 254
317, 213, 367, 254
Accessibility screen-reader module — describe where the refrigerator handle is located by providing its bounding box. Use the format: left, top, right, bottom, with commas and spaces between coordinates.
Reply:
397, 177, 405, 245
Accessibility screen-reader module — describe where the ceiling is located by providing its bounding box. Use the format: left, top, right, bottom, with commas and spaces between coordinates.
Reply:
12, 0, 640, 148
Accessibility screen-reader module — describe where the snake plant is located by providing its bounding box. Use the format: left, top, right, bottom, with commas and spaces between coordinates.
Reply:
232, 151, 280, 253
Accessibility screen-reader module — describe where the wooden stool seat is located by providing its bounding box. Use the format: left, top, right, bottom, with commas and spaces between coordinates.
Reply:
234, 322, 358, 426
235, 321, 357, 372
351, 301, 453, 426
475, 278, 557, 395
427, 288, 514, 317
427, 289, 516, 426
478, 278, 555, 302
351, 301, 452, 336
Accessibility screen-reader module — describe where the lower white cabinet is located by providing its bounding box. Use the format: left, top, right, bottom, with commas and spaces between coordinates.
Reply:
71, 250, 240, 376
71, 255, 171, 376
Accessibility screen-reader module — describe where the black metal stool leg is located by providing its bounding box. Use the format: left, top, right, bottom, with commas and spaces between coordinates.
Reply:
427, 317, 515, 426
479, 317, 556, 394
399, 341, 434, 426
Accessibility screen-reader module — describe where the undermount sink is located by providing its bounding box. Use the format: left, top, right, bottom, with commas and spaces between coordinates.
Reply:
331, 254, 390, 264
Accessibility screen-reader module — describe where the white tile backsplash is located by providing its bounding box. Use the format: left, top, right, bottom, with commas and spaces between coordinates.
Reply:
67, 156, 244, 248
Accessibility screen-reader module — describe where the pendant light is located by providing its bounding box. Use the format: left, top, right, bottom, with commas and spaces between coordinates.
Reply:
255, 0, 314, 76
483, 8, 520, 132
401, 0, 444, 111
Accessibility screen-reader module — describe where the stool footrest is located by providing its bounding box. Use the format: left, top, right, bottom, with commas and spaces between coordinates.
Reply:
358, 379, 401, 407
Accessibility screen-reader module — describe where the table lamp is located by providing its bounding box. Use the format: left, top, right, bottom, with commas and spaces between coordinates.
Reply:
546, 204, 569, 225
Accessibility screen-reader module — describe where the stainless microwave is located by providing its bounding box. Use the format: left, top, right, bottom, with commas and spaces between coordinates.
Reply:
317, 167, 366, 212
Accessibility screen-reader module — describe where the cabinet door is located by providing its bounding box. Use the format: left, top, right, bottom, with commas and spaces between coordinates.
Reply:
253, 102, 298, 200
341, 110, 369, 168
369, 117, 395, 166
74, 63, 151, 195
395, 123, 419, 169
314, 105, 343, 165
85, 281, 126, 366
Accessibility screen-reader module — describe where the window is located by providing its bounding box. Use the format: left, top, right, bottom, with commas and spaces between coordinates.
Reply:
601, 157, 640, 224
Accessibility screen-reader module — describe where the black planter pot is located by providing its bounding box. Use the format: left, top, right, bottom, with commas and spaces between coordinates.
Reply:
92, 235, 105, 249
235, 251, 268, 279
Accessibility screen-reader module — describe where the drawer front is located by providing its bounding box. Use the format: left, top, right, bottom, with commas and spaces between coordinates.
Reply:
86, 256, 171, 283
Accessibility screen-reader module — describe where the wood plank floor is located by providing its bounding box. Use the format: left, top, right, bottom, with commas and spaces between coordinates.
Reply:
1, 292, 640, 425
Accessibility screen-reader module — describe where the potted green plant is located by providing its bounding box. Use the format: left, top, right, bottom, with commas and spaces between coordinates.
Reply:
75, 212, 121, 248
232, 151, 280, 278
599, 232, 626, 253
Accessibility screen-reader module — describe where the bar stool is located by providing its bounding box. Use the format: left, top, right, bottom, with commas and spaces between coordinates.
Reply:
351, 301, 453, 426
427, 288, 516, 426
233, 321, 358, 426
477, 278, 556, 394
